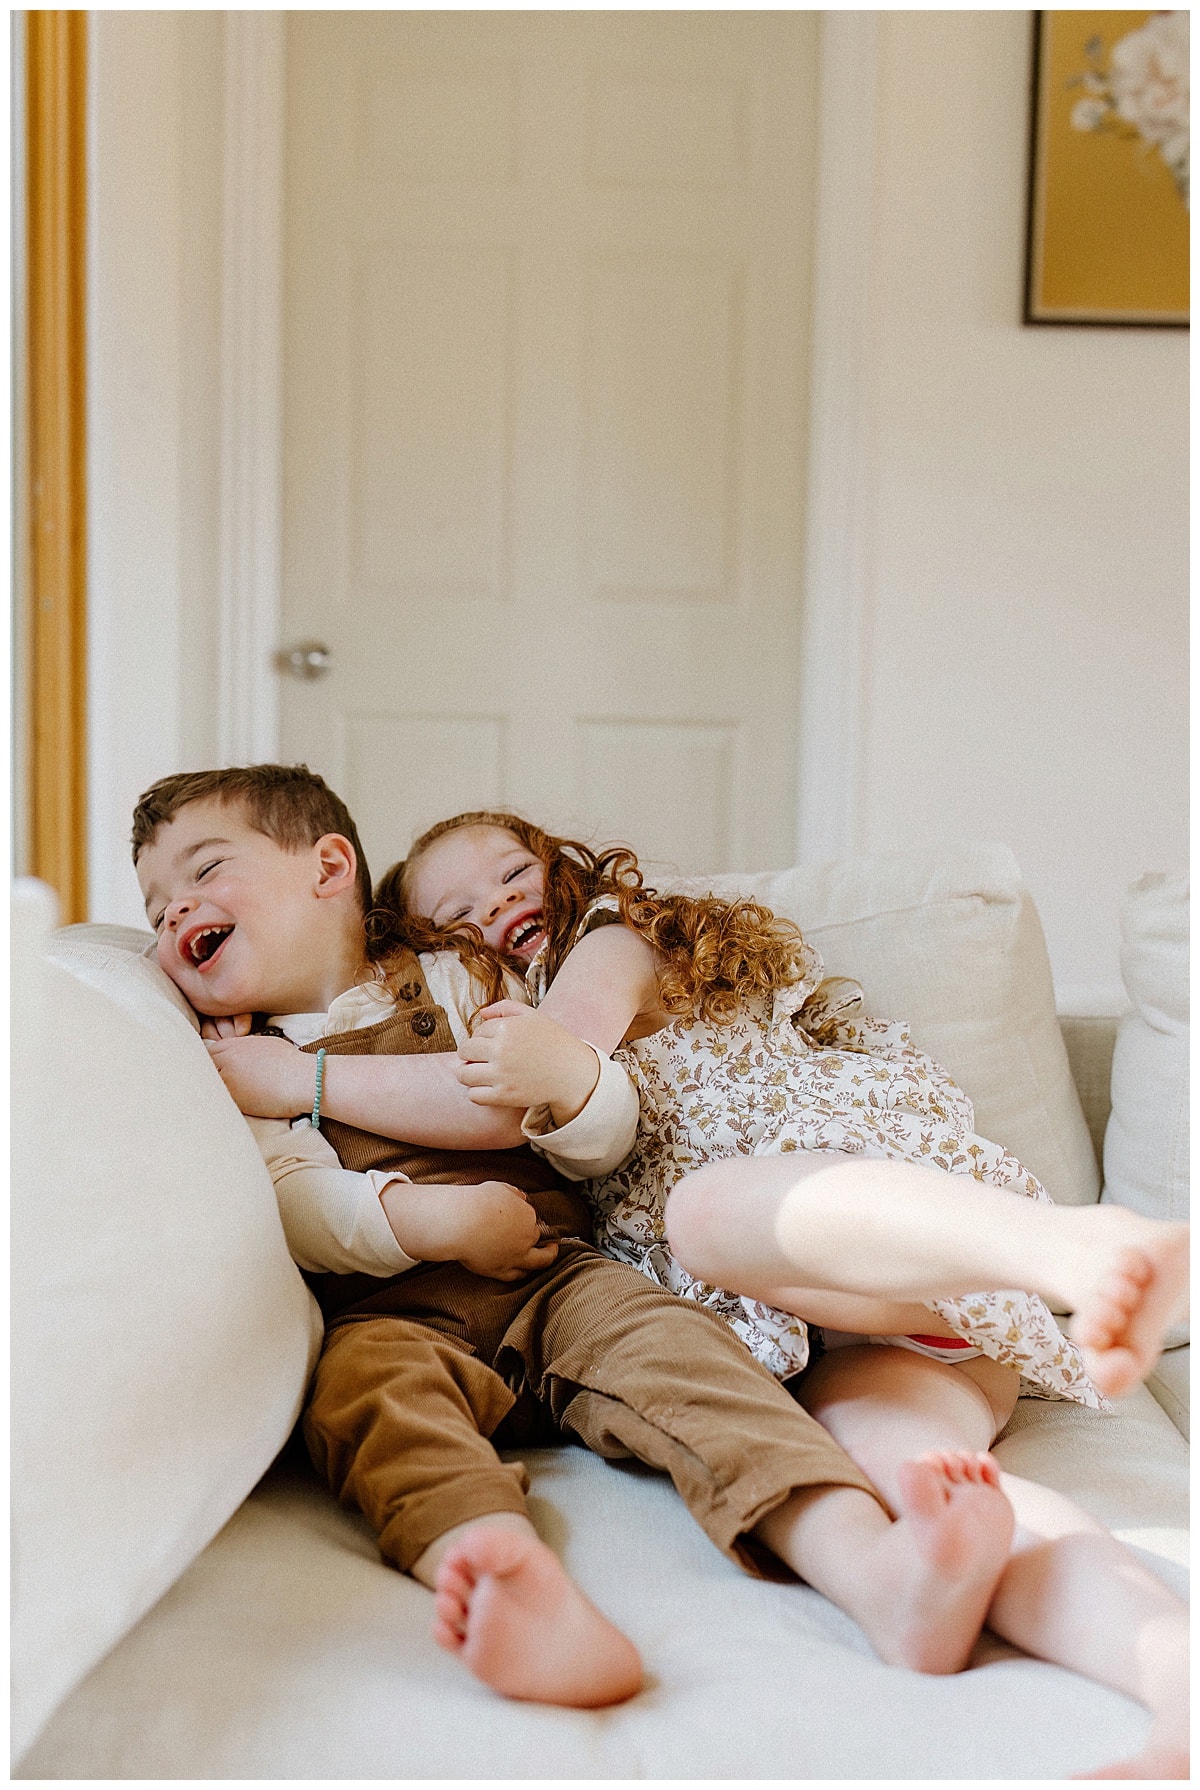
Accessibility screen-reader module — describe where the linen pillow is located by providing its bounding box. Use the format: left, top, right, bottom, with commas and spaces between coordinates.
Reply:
1102, 872, 1189, 1345
11, 886, 323, 1764
674, 844, 1099, 1208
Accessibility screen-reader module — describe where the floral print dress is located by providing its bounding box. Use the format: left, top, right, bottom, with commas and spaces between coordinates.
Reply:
527, 900, 1104, 1409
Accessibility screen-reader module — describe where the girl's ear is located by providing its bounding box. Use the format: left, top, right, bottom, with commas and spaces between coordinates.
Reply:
313, 833, 358, 898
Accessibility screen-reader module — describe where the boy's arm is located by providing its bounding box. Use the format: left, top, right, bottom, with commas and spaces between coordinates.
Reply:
208, 1034, 525, 1147
249, 1115, 421, 1274
250, 1116, 556, 1279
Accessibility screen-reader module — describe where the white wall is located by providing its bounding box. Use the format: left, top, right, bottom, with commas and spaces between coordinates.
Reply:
87, 11, 224, 927
851, 12, 1188, 1009
87, 12, 1188, 1005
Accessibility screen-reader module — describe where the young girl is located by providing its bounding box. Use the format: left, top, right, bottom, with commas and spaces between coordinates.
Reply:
388, 810, 1189, 1780
206, 811, 1189, 1776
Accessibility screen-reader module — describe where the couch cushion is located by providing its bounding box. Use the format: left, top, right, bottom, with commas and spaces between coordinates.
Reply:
10, 885, 324, 1766
676, 845, 1099, 1208
1102, 874, 1189, 1345
16, 1389, 1187, 1780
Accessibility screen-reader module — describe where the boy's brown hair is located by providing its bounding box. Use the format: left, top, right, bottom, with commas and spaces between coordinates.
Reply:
131, 764, 373, 917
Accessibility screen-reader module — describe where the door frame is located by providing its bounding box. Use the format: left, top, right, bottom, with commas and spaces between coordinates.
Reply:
225, 12, 877, 862
216, 11, 285, 766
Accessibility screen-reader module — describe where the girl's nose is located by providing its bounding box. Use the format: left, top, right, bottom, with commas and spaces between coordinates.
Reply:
484, 886, 520, 922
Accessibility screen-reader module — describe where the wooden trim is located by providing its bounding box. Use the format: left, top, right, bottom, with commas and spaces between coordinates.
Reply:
25, 11, 88, 920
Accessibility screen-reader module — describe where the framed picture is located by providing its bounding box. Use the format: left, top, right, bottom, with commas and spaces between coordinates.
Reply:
1024, 10, 1189, 326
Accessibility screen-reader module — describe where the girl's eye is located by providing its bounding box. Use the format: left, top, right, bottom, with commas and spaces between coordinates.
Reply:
503, 862, 534, 883
153, 911, 165, 932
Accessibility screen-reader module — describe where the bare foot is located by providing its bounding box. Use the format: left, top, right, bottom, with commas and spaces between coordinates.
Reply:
432, 1524, 644, 1707
868, 1451, 1015, 1675
1070, 1216, 1189, 1399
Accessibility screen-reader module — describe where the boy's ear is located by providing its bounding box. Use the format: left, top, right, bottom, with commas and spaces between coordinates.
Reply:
313, 833, 358, 899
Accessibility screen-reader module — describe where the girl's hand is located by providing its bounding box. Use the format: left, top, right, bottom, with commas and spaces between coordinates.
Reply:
205, 1034, 318, 1118
199, 1012, 254, 1040
379, 1179, 559, 1280
456, 1001, 601, 1126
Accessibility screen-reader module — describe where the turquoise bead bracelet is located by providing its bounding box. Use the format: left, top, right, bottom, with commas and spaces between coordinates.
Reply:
310, 1047, 327, 1127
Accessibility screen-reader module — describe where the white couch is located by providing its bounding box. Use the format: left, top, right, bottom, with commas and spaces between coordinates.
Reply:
12, 846, 1189, 1779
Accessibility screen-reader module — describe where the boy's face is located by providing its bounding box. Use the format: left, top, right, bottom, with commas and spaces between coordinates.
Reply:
136, 797, 354, 1016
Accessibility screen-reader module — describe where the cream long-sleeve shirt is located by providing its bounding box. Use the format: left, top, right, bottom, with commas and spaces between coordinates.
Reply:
248, 952, 637, 1276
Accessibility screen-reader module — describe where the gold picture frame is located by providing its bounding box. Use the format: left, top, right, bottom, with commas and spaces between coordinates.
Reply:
1024, 10, 1189, 327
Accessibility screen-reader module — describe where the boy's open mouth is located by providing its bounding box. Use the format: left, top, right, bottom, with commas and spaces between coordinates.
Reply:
503, 915, 545, 957
183, 924, 234, 968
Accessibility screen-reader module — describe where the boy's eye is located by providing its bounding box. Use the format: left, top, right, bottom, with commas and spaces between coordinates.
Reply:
196, 859, 223, 882
152, 910, 165, 932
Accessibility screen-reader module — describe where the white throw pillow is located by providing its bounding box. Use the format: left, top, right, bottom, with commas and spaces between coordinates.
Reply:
11, 885, 324, 1765
1102, 873, 1189, 1345
675, 844, 1099, 1208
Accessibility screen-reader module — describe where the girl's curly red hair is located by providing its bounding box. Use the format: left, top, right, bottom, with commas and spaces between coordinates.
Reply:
368, 810, 816, 1026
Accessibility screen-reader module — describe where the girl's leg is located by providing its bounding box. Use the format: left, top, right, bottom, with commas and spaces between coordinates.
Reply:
663, 1154, 1189, 1396
798, 1345, 1189, 1779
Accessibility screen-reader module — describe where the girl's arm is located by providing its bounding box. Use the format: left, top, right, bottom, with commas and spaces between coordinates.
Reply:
537, 922, 664, 1050
457, 924, 663, 1120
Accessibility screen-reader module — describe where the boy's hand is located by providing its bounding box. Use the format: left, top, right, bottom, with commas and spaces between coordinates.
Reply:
457, 1001, 601, 1127
205, 1034, 317, 1117
379, 1179, 559, 1280
199, 1013, 254, 1040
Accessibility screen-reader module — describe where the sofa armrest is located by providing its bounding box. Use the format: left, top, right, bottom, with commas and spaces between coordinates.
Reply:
1147, 1346, 1190, 1441
1058, 1015, 1117, 1177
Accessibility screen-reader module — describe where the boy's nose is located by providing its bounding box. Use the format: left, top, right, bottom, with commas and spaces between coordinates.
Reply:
165, 895, 198, 930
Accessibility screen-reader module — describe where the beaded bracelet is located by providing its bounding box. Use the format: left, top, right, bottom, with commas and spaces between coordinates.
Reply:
310, 1047, 327, 1128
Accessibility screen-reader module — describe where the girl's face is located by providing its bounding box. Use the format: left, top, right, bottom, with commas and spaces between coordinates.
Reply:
408, 825, 548, 965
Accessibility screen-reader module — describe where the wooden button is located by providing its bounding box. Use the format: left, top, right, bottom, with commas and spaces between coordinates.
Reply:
411, 1010, 436, 1037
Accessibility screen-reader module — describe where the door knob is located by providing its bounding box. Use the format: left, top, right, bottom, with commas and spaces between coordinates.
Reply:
275, 640, 332, 681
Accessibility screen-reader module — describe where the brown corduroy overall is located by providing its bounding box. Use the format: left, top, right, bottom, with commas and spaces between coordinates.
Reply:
295, 951, 880, 1578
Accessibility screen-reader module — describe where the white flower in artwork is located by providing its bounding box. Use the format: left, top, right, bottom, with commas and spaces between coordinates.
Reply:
1070, 96, 1108, 132
1068, 11, 1190, 208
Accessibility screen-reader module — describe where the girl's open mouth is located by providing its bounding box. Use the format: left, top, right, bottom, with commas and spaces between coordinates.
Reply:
503, 916, 545, 957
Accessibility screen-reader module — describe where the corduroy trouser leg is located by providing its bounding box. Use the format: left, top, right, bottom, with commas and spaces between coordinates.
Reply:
304, 1242, 882, 1578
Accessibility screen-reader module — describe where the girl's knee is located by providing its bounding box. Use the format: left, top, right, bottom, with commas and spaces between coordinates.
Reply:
662, 1165, 729, 1279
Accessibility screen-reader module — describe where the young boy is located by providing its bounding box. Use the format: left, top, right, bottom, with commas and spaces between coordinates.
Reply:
132, 763, 1016, 1710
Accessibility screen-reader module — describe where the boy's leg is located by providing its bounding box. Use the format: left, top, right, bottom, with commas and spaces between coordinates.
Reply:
662, 1153, 1189, 1396
799, 1344, 1190, 1779
304, 1315, 642, 1707
304, 1315, 530, 1574
500, 1247, 1014, 1673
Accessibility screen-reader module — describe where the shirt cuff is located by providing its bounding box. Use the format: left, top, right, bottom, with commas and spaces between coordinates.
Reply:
366, 1172, 422, 1271
521, 1048, 639, 1178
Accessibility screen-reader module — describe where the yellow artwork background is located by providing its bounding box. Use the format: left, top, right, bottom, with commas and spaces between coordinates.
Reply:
1031, 11, 1188, 321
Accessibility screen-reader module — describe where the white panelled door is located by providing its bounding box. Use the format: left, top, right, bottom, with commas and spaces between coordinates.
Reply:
281, 12, 818, 886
